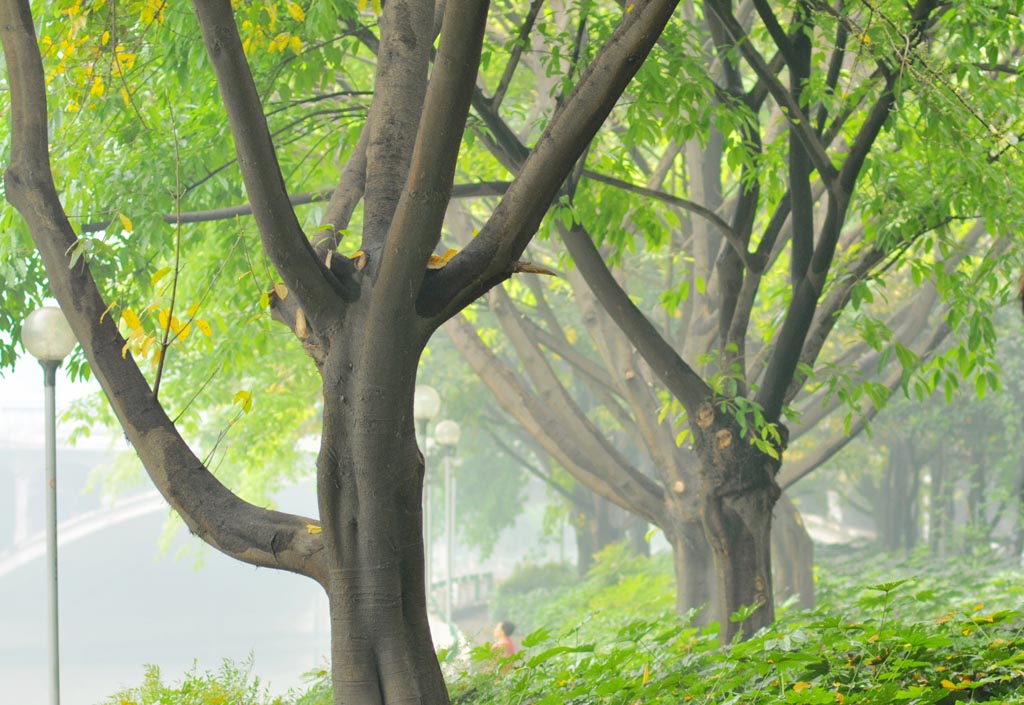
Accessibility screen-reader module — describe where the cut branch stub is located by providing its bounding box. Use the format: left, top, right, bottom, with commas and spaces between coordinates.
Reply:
696, 401, 716, 429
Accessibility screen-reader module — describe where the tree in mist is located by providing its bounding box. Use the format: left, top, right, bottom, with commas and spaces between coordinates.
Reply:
2, 0, 678, 701
439, 0, 1023, 640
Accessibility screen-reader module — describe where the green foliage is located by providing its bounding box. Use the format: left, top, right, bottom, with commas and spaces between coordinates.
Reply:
449, 548, 1024, 705
103, 658, 286, 705
490, 560, 578, 629
102, 548, 1024, 704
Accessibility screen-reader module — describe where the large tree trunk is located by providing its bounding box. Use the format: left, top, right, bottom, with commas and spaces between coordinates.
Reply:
693, 402, 783, 642
317, 336, 448, 705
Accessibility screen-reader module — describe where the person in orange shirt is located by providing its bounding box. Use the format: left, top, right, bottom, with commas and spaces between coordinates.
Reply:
493, 620, 517, 657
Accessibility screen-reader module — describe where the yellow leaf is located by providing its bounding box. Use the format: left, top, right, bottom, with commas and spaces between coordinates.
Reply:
234, 390, 253, 413
565, 327, 578, 344
372, 0, 381, 13
187, 302, 200, 317
178, 322, 191, 340
101, 30, 110, 46
288, 34, 302, 54
151, 346, 163, 367
196, 319, 212, 337
427, 248, 458, 269
100, 300, 117, 324
641, 664, 650, 685
286, 1, 304, 22
274, 283, 289, 300
158, 309, 170, 330
793, 682, 812, 693
121, 340, 131, 359
90, 77, 104, 97
295, 307, 308, 339
120, 87, 131, 108
151, 267, 172, 286
122, 308, 142, 330
118, 212, 133, 233
941, 679, 956, 690
306, 523, 322, 535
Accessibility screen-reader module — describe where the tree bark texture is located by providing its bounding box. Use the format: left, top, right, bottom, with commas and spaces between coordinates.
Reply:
692, 401, 783, 641
315, 331, 446, 704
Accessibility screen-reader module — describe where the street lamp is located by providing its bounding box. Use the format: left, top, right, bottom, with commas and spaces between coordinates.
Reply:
413, 385, 441, 598
435, 419, 460, 628
22, 306, 77, 705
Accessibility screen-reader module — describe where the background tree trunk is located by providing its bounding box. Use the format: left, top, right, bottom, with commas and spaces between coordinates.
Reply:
771, 493, 814, 610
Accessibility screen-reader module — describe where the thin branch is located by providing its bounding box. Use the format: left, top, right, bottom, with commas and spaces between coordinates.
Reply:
490, 0, 544, 109
705, 0, 839, 186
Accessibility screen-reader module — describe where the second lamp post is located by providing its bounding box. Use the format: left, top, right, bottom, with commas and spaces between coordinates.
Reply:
434, 419, 460, 628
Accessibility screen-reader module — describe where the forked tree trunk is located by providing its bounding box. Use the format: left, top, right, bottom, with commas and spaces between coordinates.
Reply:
693, 402, 783, 642
316, 334, 448, 705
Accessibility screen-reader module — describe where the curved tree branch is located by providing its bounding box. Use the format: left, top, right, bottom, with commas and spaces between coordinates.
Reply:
191, 0, 349, 327
1, 0, 325, 582
445, 315, 667, 525
420, 0, 682, 321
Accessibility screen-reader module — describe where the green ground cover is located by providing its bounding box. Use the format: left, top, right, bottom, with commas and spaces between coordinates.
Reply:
105, 546, 1024, 705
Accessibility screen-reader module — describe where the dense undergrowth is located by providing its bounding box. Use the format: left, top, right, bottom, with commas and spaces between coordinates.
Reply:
105, 545, 1024, 705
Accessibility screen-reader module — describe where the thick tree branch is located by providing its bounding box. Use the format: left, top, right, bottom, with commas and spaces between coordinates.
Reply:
376, 0, 489, 309
561, 223, 713, 418
191, 0, 349, 327
489, 285, 667, 504
1, 0, 325, 581
420, 0, 682, 321
445, 315, 667, 525
319, 127, 369, 255
360, 0, 434, 252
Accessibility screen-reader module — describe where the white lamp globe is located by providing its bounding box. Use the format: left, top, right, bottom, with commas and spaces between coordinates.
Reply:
434, 419, 461, 447
22, 306, 77, 362
414, 385, 441, 421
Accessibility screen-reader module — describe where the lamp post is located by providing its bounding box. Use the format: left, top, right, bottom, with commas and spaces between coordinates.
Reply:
413, 385, 441, 598
434, 419, 460, 628
21, 306, 77, 705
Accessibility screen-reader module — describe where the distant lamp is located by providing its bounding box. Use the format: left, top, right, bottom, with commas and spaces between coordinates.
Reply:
434, 419, 461, 448
413, 385, 441, 424
22, 305, 77, 705
22, 307, 77, 364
